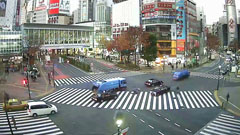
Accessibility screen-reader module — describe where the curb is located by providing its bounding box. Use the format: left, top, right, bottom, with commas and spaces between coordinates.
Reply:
214, 90, 240, 117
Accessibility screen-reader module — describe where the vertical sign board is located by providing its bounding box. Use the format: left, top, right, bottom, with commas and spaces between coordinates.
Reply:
15, 0, 21, 27
59, 0, 70, 15
49, 0, 59, 15
0, 0, 7, 17
176, 0, 186, 52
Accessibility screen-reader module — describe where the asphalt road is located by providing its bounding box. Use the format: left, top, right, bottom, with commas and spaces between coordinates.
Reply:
43, 71, 223, 135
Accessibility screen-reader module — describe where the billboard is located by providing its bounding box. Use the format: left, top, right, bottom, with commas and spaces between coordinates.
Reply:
49, 0, 59, 15
176, 0, 186, 52
35, 0, 47, 11
59, 0, 70, 15
0, 0, 7, 17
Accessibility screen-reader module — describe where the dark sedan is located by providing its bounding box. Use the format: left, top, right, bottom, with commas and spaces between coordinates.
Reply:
150, 86, 170, 96
145, 79, 164, 87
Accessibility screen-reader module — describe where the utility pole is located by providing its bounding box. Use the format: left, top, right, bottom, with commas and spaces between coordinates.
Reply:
3, 92, 14, 135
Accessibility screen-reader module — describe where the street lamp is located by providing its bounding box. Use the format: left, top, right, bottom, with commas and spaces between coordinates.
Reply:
217, 65, 222, 90
116, 119, 122, 135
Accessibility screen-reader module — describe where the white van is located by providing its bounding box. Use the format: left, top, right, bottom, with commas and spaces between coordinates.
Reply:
27, 101, 57, 117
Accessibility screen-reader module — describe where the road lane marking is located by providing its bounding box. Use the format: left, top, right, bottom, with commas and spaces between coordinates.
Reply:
213, 120, 240, 128
134, 92, 143, 110
163, 94, 167, 110
172, 92, 176, 98
207, 90, 212, 95
122, 94, 133, 109
174, 99, 179, 109
196, 91, 209, 107
192, 91, 205, 108
146, 93, 152, 110
158, 95, 162, 110
57, 89, 79, 104
140, 92, 148, 110
185, 129, 192, 133
220, 114, 234, 118
152, 96, 156, 110
82, 98, 93, 107
177, 94, 183, 107
184, 91, 195, 108
164, 118, 170, 121
110, 92, 125, 109
174, 123, 180, 127
216, 118, 240, 125
87, 101, 96, 107
204, 91, 218, 106
92, 102, 99, 107
67, 89, 89, 105
168, 92, 173, 110
155, 113, 161, 117
148, 125, 154, 129
71, 90, 92, 105
203, 128, 228, 135
209, 123, 240, 132
49, 88, 73, 102
128, 94, 137, 110
40, 88, 68, 100
200, 91, 214, 107
132, 114, 137, 117
77, 94, 93, 106
218, 116, 240, 123
140, 119, 145, 123
104, 100, 114, 108
158, 131, 164, 135
188, 91, 200, 108
61, 90, 84, 104
180, 91, 190, 109
116, 92, 129, 109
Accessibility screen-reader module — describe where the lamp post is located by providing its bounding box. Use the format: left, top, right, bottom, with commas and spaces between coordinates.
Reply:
217, 65, 222, 90
116, 119, 122, 135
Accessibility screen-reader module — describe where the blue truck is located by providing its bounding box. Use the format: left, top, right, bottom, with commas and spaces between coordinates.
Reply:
92, 78, 127, 102
173, 70, 190, 80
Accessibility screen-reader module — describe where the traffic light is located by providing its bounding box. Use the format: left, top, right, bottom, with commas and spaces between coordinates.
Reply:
22, 78, 28, 87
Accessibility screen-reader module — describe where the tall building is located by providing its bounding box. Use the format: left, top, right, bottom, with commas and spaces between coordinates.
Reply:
48, 0, 71, 24
0, 0, 19, 30
78, 0, 95, 22
33, 0, 49, 24
142, 0, 176, 58
112, 0, 140, 38
73, 9, 81, 24
237, 9, 240, 24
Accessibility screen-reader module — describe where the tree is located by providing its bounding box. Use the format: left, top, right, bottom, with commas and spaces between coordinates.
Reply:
142, 34, 158, 67
206, 33, 220, 60
97, 35, 111, 58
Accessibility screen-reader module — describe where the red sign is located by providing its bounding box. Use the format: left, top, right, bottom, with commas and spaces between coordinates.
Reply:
49, 0, 59, 15
177, 40, 185, 52
157, 2, 173, 8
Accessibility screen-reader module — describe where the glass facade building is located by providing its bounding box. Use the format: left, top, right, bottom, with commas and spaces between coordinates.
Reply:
0, 31, 22, 56
22, 23, 94, 50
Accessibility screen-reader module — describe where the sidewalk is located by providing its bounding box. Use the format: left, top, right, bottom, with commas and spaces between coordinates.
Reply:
0, 61, 55, 102
214, 73, 240, 116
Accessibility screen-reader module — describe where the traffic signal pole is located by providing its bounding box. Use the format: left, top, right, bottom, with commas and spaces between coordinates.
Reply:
26, 71, 31, 99
3, 92, 14, 135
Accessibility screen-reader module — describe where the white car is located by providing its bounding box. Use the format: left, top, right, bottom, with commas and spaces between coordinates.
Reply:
27, 101, 57, 117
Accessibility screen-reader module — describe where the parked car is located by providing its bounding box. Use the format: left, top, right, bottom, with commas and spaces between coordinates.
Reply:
131, 88, 140, 94
150, 86, 171, 96
145, 79, 164, 87
3, 99, 28, 112
27, 101, 57, 117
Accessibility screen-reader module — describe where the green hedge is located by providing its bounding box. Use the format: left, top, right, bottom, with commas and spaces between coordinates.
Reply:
61, 55, 91, 72
116, 63, 140, 71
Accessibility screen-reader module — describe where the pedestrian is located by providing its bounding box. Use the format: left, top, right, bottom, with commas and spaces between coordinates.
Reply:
48, 72, 51, 85
176, 61, 178, 69
171, 65, 174, 70
11, 116, 17, 130
226, 93, 230, 102
183, 63, 186, 68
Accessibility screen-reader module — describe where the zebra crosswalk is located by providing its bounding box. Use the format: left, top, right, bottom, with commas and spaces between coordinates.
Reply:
54, 71, 144, 87
196, 113, 240, 135
191, 72, 224, 80
41, 88, 219, 111
0, 104, 63, 135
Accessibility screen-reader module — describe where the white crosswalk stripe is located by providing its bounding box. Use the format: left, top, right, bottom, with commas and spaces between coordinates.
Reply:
198, 113, 240, 135
191, 72, 224, 80
54, 72, 145, 86
0, 108, 63, 135
41, 89, 218, 110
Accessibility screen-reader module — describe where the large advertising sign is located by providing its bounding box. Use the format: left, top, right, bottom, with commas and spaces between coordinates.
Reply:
35, 0, 47, 11
49, 0, 59, 15
176, 0, 186, 52
0, 0, 7, 17
15, 0, 21, 27
59, 0, 70, 15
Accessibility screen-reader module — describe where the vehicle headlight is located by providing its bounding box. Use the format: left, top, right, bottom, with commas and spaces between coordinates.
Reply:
97, 94, 101, 97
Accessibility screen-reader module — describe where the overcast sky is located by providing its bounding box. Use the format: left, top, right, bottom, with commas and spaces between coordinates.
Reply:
70, 0, 240, 25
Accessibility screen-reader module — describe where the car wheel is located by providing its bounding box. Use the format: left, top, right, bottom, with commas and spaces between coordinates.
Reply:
33, 113, 38, 117
51, 110, 56, 115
